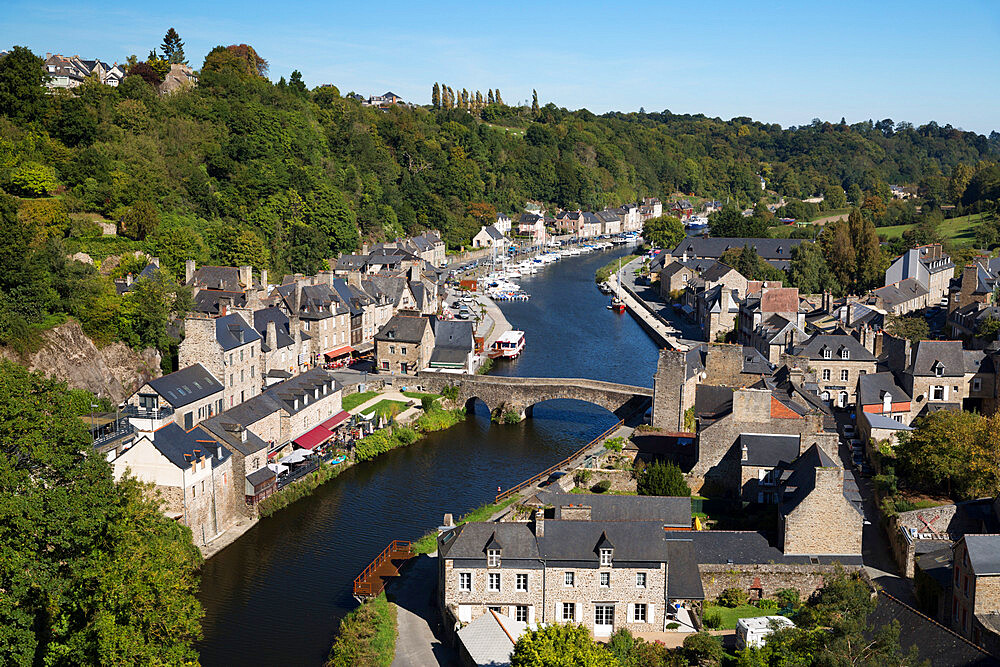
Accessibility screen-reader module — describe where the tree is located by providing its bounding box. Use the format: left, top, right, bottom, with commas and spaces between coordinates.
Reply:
510, 624, 615, 667
789, 240, 840, 294
432, 82, 440, 108
720, 245, 786, 283
825, 184, 847, 208
0, 361, 204, 664
8, 162, 58, 197
852, 209, 884, 290
532, 89, 539, 114
642, 215, 685, 249
160, 27, 187, 64
977, 316, 1000, 341
682, 633, 723, 667
895, 410, 980, 498
146, 51, 171, 79
118, 201, 160, 241
127, 61, 162, 86
0, 46, 48, 123
637, 460, 690, 497
215, 227, 271, 270
488, 89, 495, 105
884, 314, 929, 343
17, 198, 70, 243
289, 70, 307, 96
822, 218, 856, 291
709, 205, 767, 238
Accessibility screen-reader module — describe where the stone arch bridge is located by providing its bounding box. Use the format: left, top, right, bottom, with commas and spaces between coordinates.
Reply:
415, 373, 653, 421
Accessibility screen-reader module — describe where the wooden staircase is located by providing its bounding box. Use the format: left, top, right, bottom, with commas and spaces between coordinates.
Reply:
353, 540, 414, 601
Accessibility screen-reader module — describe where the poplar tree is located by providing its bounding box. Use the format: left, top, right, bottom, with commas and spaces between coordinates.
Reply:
432, 82, 440, 108
475, 90, 482, 109
532, 89, 539, 114
495, 88, 503, 105
488, 89, 495, 105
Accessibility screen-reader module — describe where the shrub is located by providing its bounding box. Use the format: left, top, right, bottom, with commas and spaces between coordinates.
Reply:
394, 426, 418, 446
702, 610, 723, 629
9, 161, 58, 197
665, 622, 680, 630
592, 480, 612, 494
775, 588, 800, 609
502, 410, 521, 424
637, 460, 691, 497
441, 385, 459, 402
420, 396, 435, 412
603, 436, 623, 452
757, 598, 779, 610
718, 587, 748, 608
574, 469, 592, 486
327, 593, 397, 667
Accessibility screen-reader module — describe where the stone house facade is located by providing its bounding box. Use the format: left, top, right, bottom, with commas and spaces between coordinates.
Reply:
375, 314, 435, 375
787, 334, 877, 407
126, 363, 224, 431
952, 535, 1000, 653
179, 313, 262, 410
780, 460, 863, 556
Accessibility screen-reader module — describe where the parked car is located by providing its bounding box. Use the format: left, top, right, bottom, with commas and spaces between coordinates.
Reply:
849, 438, 862, 450
540, 471, 568, 487
842, 424, 856, 437
852, 452, 864, 468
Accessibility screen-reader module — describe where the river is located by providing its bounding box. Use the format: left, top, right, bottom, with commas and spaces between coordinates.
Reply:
195, 245, 660, 666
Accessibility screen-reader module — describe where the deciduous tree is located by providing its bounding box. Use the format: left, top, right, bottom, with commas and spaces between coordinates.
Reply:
510, 624, 615, 667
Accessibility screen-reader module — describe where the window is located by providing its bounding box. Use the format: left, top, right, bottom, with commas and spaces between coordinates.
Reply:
389, 345, 395, 354
516, 574, 528, 592
459, 573, 471, 592
974, 378, 982, 392
822, 369, 831, 381
633, 603, 647, 622
822, 348, 831, 359
935, 365, 943, 377
600, 548, 613, 567
841, 369, 849, 382
636, 572, 647, 588
381, 361, 390, 371
488, 573, 500, 592
401, 346, 407, 355
488, 549, 501, 567
230, 374, 234, 387
600, 572, 610, 587
191, 486, 196, 498
515, 605, 528, 623
240, 349, 244, 362
932, 385, 945, 401
561, 602, 575, 622
564, 571, 575, 587
841, 348, 849, 359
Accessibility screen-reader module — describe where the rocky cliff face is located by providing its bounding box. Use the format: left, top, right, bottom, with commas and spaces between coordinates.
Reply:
0, 320, 161, 403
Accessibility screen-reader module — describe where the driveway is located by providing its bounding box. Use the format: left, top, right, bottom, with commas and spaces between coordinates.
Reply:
390, 555, 458, 667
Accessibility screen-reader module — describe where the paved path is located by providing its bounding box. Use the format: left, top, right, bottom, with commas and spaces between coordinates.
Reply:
617, 258, 705, 342
348, 390, 421, 424
390, 555, 458, 667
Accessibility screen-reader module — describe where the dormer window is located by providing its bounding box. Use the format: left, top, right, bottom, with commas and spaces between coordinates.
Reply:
822, 348, 832, 359
840, 348, 849, 360
487, 549, 501, 567
600, 548, 613, 567
934, 363, 943, 377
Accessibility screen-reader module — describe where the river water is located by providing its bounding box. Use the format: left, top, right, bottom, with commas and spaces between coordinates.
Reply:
196, 245, 660, 666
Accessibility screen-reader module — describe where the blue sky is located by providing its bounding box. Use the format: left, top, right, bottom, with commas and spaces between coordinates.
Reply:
4, 0, 999, 133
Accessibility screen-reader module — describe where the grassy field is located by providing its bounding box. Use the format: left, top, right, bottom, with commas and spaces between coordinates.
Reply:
876, 213, 988, 243
808, 207, 850, 222
343, 391, 378, 411
703, 603, 774, 630
402, 391, 442, 403
364, 399, 409, 417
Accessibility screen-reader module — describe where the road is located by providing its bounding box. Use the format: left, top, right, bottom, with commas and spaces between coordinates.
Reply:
616, 257, 705, 341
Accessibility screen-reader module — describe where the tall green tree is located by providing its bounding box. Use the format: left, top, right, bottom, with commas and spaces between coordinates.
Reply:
637, 460, 691, 497
642, 215, 685, 249
431, 82, 440, 108
0, 361, 204, 664
789, 240, 840, 294
0, 46, 48, 123
532, 89, 539, 114
160, 27, 187, 64
510, 624, 615, 667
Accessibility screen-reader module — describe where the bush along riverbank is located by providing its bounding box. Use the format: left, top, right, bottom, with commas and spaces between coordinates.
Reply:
411, 495, 523, 555
354, 407, 466, 462
326, 593, 397, 667
258, 462, 346, 518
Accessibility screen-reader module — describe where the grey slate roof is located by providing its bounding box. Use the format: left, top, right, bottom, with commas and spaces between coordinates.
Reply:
335, 254, 370, 271
739, 433, 801, 467
375, 315, 431, 343
864, 412, 914, 430
665, 540, 706, 600
189, 266, 243, 291
535, 491, 691, 527
199, 413, 272, 457
700, 261, 739, 283
147, 363, 223, 408
909, 340, 965, 377
215, 313, 261, 351
791, 333, 876, 362
779, 444, 851, 516
456, 611, 524, 667
439, 522, 539, 561
858, 371, 910, 406
874, 277, 928, 307
671, 237, 802, 261
964, 534, 1000, 575
149, 422, 230, 469
433, 320, 474, 350
688, 530, 863, 566
253, 307, 295, 351
695, 385, 734, 421
536, 521, 671, 563
193, 289, 248, 315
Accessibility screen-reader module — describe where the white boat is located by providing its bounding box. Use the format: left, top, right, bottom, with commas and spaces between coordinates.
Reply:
490, 330, 526, 359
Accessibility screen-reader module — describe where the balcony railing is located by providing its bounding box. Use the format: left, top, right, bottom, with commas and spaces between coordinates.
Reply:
121, 404, 175, 420
92, 417, 136, 448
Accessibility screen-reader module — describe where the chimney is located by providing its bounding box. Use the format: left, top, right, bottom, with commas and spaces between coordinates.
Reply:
443, 513, 454, 527
185, 259, 196, 284
218, 296, 233, 316
741, 441, 749, 461
291, 283, 303, 315
266, 320, 277, 351
260, 268, 268, 289
239, 265, 253, 288
534, 509, 544, 537
347, 270, 362, 289
361, 243, 369, 255
217, 443, 223, 459
149, 256, 160, 268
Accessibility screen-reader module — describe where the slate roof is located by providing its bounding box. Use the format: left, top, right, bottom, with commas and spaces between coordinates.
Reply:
867, 592, 1000, 667
909, 340, 965, 377
375, 315, 431, 343
439, 522, 539, 561
149, 422, 230, 469
779, 444, 855, 516
695, 385, 734, 421
253, 307, 295, 351
739, 433, 801, 467
263, 368, 339, 416
671, 237, 802, 261
199, 413, 271, 457
189, 266, 244, 291
964, 534, 1000, 575
665, 540, 705, 599
965, 349, 995, 375
687, 530, 863, 566
700, 261, 738, 283
858, 371, 910, 406
433, 320, 474, 349
864, 412, 914, 430
456, 611, 525, 667
215, 313, 261, 351
535, 491, 691, 527
335, 254, 370, 271
742, 346, 774, 375
193, 289, 248, 315
791, 333, 876, 362
147, 364, 223, 408
874, 277, 928, 307
482, 225, 504, 240
535, 521, 671, 562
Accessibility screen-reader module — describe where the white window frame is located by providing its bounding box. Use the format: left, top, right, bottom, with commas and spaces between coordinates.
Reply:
931, 385, 946, 401
841, 369, 849, 382
600, 572, 610, 587
636, 572, 647, 588
600, 549, 613, 567
515, 605, 528, 623
488, 572, 500, 592
822, 369, 831, 381
633, 603, 647, 622
516, 573, 528, 592
487, 549, 500, 567
459, 572, 471, 592
823, 348, 831, 359
562, 602, 575, 622
564, 571, 575, 587
840, 349, 849, 360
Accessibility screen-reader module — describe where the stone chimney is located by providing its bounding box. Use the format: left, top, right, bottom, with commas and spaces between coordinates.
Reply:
149, 256, 160, 268
347, 270, 362, 289
218, 296, 233, 317
260, 268, 268, 289
266, 320, 277, 352
361, 243, 369, 255
533, 509, 545, 537
732, 388, 772, 422
185, 259, 196, 284
239, 265, 253, 289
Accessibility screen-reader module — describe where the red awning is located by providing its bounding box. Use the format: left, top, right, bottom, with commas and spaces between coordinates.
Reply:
321, 410, 351, 430
324, 345, 353, 359
293, 425, 334, 450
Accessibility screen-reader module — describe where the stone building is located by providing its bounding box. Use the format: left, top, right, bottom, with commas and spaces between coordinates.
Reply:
948, 259, 999, 314
952, 534, 1000, 655
375, 314, 435, 375
738, 285, 807, 363
252, 306, 306, 384
185, 261, 267, 315
126, 363, 224, 431
787, 333, 877, 407
681, 262, 748, 342
199, 409, 274, 506
179, 313, 262, 410
879, 243, 954, 315
111, 422, 240, 546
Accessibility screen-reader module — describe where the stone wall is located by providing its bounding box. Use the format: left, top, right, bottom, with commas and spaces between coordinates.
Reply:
704, 344, 750, 387
782, 467, 863, 556
652, 349, 687, 431
574, 468, 637, 493
699, 562, 851, 601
